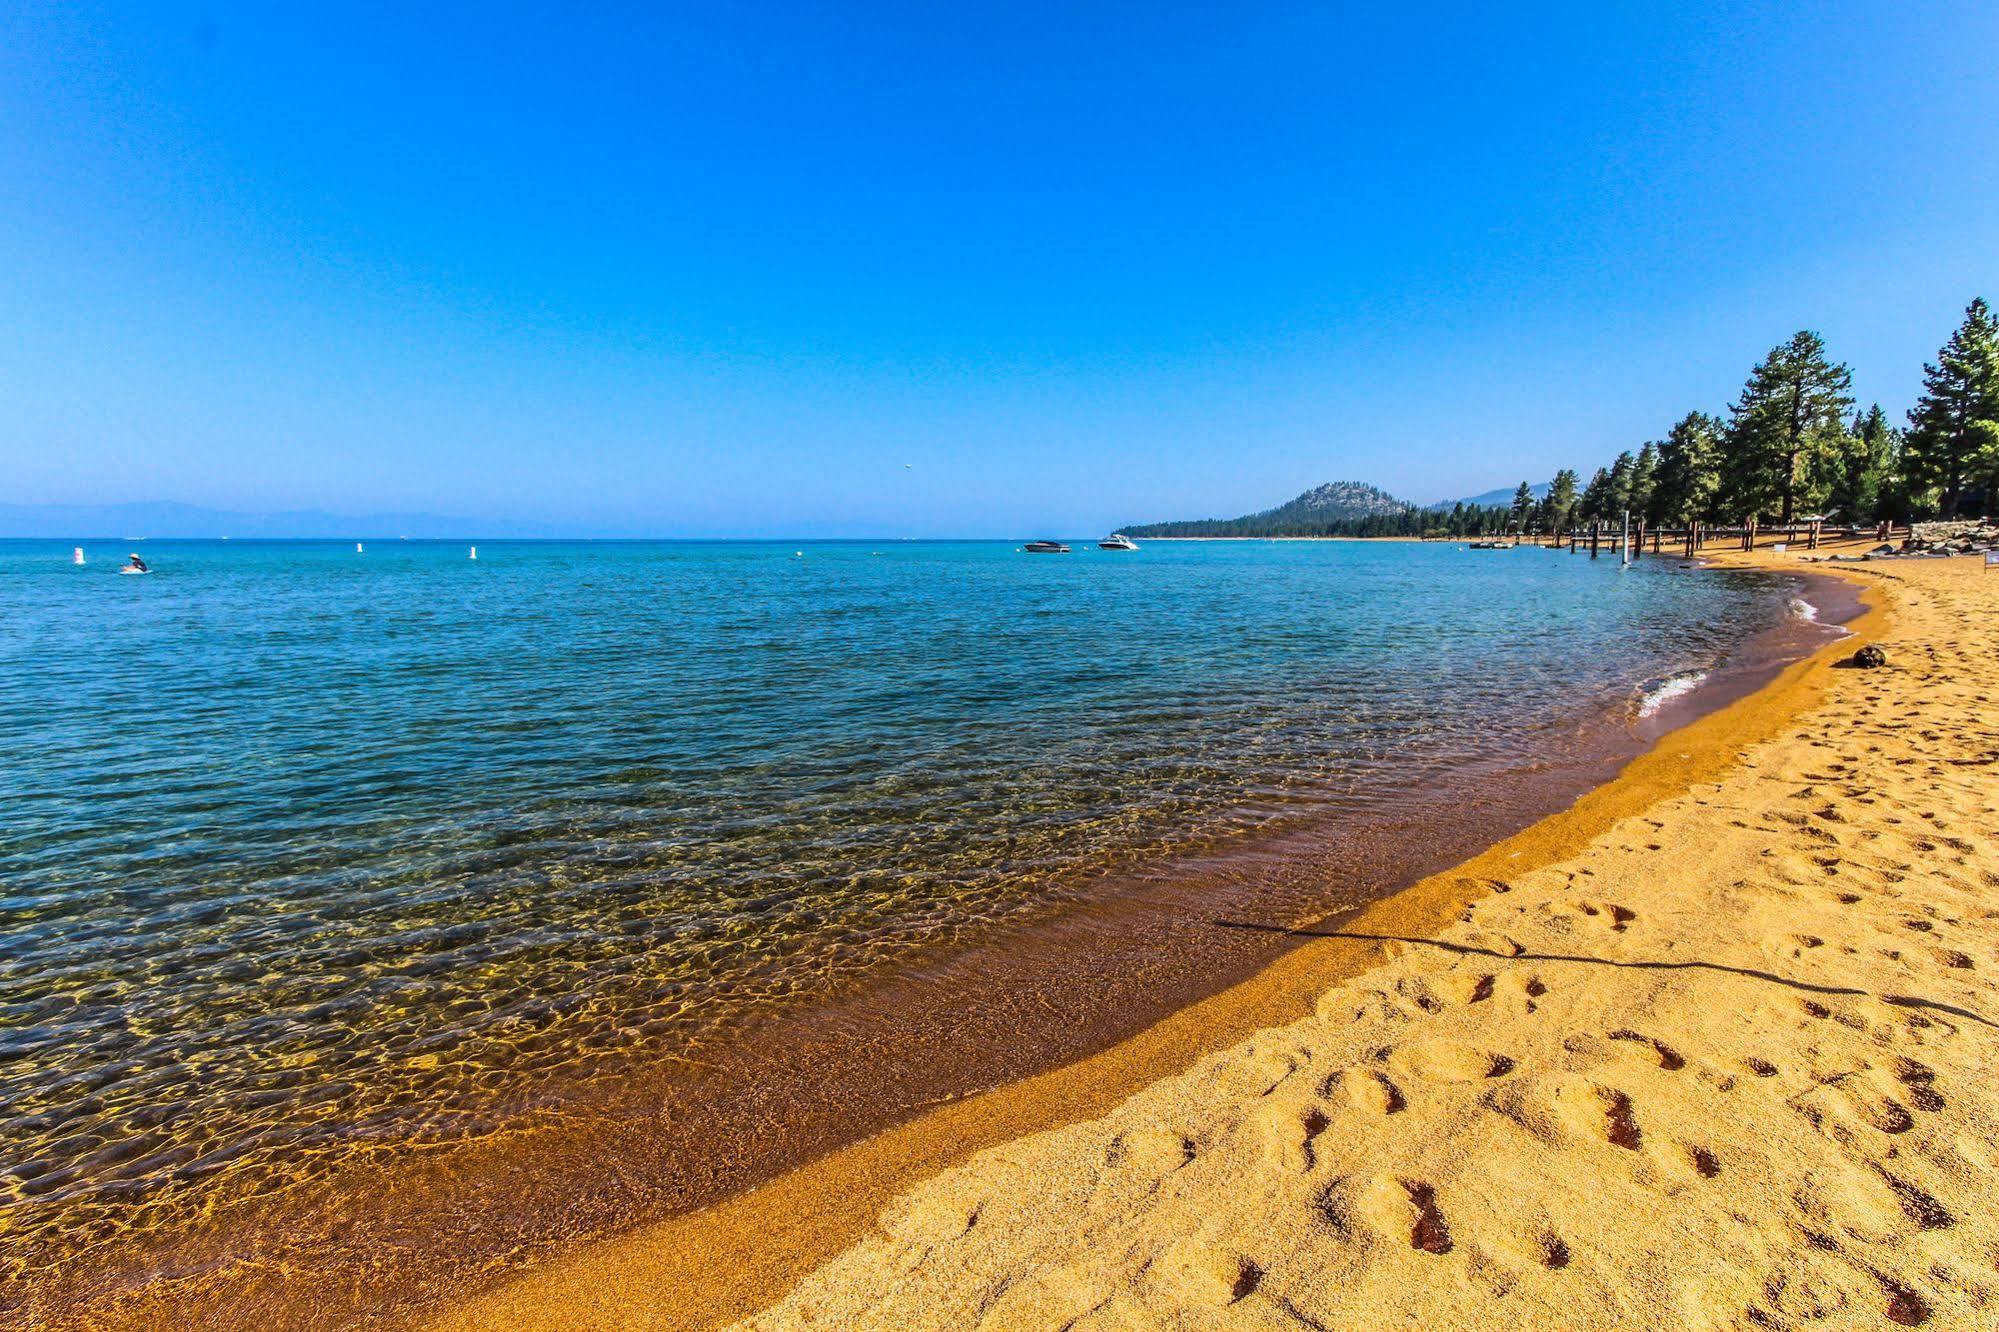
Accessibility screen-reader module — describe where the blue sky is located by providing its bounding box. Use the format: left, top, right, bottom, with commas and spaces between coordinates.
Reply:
3, 3, 1996, 536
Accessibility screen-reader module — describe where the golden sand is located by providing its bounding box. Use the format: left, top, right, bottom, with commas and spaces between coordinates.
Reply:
437, 540, 1998, 1331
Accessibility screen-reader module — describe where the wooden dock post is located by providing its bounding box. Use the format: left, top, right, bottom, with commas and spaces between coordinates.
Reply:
1589, 523, 1600, 558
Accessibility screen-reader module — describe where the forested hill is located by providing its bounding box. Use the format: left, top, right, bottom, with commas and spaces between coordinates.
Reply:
1125, 481, 1422, 537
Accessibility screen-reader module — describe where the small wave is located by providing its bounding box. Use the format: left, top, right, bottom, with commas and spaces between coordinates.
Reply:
1636, 670, 1708, 718
1789, 596, 1819, 622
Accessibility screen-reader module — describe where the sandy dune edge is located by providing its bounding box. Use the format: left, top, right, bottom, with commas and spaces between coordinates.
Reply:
722, 552, 1997, 1331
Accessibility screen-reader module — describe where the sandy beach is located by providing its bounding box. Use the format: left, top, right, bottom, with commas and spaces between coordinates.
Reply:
435, 541, 1998, 1331
12, 11, 1992, 1329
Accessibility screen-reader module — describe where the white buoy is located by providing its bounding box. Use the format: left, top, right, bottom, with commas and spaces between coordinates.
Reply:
356, 541, 364, 553
73, 547, 85, 565
469, 545, 478, 560
794, 550, 803, 557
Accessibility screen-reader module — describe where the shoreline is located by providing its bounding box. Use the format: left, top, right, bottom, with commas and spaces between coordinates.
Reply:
42, 554, 1845, 1329
17, 550, 1865, 1331
430, 546, 1891, 1332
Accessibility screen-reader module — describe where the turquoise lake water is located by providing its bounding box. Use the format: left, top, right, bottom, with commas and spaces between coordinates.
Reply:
0, 537, 1820, 1289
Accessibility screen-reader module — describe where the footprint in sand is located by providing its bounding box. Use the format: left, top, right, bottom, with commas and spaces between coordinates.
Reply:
1149, 1239, 1263, 1308
1487, 1075, 1643, 1150
1882, 1278, 1931, 1327
1387, 1040, 1517, 1083
1313, 985, 1406, 1025
1249, 1099, 1331, 1174
1107, 1123, 1195, 1175
1322, 1067, 1406, 1114
1320, 1175, 1453, 1254
1221, 1043, 1307, 1098
1795, 1069, 1919, 1138
1544, 900, 1637, 933
1871, 1165, 1954, 1231
1891, 1058, 1944, 1112
880, 1185, 983, 1245
1607, 1029, 1686, 1070
1430, 971, 1497, 1006
1393, 976, 1447, 1014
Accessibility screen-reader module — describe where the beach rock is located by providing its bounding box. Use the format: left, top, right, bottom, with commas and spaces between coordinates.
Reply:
1907, 520, 1999, 553
1850, 645, 1888, 669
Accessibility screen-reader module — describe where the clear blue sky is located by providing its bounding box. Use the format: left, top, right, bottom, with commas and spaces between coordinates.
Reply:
4, 3, 1996, 536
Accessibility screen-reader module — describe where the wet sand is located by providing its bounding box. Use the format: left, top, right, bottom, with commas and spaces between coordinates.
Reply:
421, 541, 1991, 1331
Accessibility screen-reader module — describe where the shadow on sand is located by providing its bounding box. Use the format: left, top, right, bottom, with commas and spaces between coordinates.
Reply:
1213, 919, 1997, 1031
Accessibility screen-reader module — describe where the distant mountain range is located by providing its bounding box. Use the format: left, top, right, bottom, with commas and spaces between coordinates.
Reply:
1125, 481, 1417, 538
0, 501, 561, 539
4, 483, 1545, 541
1441, 481, 1552, 509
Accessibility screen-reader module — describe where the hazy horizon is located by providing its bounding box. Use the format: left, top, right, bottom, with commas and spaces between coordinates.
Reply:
0, 478, 1509, 540
5, 4, 1997, 537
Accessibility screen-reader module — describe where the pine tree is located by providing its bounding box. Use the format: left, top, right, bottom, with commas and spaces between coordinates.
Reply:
1546, 468, 1580, 534
1903, 298, 1999, 518
1631, 442, 1660, 524
1509, 482, 1534, 532
1723, 331, 1854, 524
1825, 404, 1900, 524
1652, 411, 1724, 526
1579, 468, 1612, 524
1606, 451, 1636, 518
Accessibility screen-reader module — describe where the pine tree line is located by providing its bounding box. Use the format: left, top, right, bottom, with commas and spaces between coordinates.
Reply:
1502, 300, 1999, 537
1129, 504, 1519, 538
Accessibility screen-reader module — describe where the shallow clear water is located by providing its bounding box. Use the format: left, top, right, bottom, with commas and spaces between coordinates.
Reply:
0, 538, 1804, 1282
